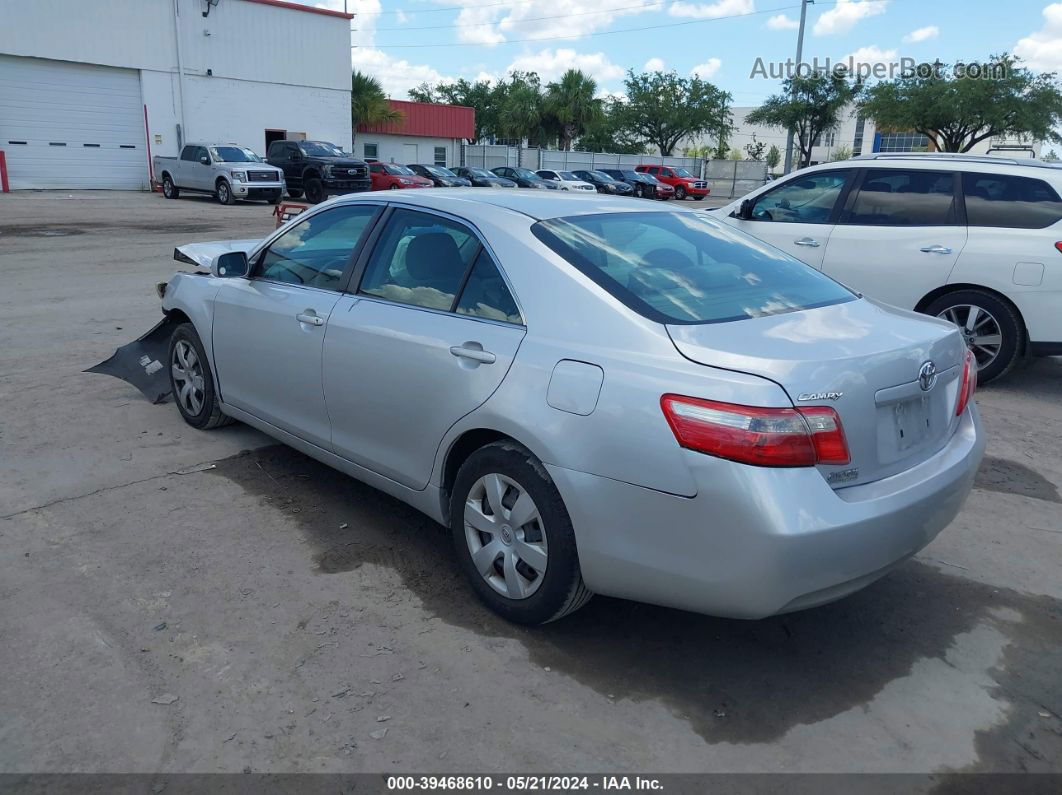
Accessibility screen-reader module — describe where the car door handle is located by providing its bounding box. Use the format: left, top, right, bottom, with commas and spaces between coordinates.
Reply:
920, 245, 952, 255
450, 345, 496, 364
794, 238, 821, 247
296, 311, 324, 326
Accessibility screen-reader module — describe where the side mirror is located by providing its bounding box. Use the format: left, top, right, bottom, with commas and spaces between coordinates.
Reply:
736, 198, 755, 220
212, 251, 249, 279
199, 155, 210, 165
291, 150, 303, 161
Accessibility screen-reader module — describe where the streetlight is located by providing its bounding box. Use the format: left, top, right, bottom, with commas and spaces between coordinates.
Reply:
782, 0, 812, 175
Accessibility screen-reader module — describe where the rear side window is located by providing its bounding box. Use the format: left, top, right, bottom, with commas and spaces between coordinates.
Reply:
455, 250, 522, 324
845, 169, 957, 226
532, 212, 855, 325
962, 172, 1062, 229
359, 209, 480, 311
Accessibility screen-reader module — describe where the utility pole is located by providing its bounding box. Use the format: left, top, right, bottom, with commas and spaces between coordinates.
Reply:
782, 0, 811, 175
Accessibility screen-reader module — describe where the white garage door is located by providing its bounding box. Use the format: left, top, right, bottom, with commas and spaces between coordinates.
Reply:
0, 55, 147, 190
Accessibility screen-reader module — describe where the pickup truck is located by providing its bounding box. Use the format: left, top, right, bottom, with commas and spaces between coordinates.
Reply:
266, 140, 371, 203
634, 164, 709, 200
154, 144, 284, 205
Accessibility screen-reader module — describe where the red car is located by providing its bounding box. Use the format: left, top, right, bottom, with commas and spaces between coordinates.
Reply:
368, 162, 433, 190
635, 164, 709, 200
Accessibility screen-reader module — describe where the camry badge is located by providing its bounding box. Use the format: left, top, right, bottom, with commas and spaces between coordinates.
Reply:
918, 361, 938, 392
797, 391, 843, 401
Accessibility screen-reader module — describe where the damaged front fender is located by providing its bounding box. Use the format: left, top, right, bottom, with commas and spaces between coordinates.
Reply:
85, 317, 179, 403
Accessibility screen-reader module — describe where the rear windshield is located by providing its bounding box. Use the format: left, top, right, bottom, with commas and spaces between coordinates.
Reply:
532, 212, 856, 325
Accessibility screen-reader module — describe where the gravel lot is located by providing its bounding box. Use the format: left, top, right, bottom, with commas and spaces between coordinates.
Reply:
1, 190, 1060, 775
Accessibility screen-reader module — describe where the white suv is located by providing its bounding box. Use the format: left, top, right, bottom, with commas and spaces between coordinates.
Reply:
718, 153, 1062, 382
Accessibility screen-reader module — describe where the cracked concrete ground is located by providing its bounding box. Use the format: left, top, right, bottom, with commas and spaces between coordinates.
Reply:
1, 191, 1060, 774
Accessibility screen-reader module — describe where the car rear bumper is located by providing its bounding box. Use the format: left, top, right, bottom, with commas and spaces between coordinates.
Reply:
547, 406, 984, 619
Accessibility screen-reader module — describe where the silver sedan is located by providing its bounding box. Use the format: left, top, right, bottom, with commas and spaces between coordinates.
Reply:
151, 190, 984, 624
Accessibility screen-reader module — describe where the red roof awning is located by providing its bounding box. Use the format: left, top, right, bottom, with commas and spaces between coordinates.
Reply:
358, 100, 475, 140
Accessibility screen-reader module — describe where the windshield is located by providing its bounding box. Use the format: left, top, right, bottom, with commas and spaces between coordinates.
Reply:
642, 174, 661, 184
532, 212, 855, 325
385, 164, 415, 175
558, 171, 579, 180
467, 168, 494, 178
590, 171, 614, 182
299, 141, 347, 157
621, 171, 642, 180
426, 166, 457, 177
512, 168, 539, 180
210, 146, 261, 163
673, 167, 694, 177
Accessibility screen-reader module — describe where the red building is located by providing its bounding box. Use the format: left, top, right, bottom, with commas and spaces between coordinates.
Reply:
356, 100, 475, 168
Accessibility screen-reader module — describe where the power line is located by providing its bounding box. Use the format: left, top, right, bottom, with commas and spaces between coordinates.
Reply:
362, 3, 802, 48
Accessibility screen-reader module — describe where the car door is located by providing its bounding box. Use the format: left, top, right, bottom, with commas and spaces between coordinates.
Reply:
726, 169, 852, 267
211, 202, 382, 449
323, 206, 526, 489
176, 146, 198, 188
820, 168, 968, 309
191, 146, 212, 191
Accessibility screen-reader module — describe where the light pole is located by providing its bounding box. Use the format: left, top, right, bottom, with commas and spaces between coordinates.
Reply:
782, 0, 812, 175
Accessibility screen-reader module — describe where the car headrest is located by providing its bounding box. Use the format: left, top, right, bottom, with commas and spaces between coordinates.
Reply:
406, 232, 461, 284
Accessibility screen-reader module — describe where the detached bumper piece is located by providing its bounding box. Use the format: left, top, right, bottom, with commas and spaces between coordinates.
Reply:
85, 318, 176, 403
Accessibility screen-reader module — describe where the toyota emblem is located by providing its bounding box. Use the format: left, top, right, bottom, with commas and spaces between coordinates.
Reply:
918, 361, 938, 392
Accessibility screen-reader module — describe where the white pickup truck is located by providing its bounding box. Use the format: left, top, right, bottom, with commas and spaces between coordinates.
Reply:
153, 143, 285, 205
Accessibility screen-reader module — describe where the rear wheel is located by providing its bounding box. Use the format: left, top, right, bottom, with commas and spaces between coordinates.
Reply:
450, 442, 591, 625
389, 184, 400, 190
675, 185, 687, 200
304, 177, 326, 204
216, 180, 235, 205
162, 175, 179, 199
634, 184, 644, 199
926, 289, 1024, 384
168, 323, 234, 429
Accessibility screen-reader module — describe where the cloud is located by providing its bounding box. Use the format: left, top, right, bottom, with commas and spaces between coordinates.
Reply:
813, 0, 887, 36
644, 57, 667, 71
903, 25, 939, 43
844, 45, 898, 66
1015, 3, 1062, 71
668, 0, 755, 20
766, 14, 799, 30
690, 58, 722, 78
351, 48, 454, 98
452, 0, 660, 46
506, 48, 624, 83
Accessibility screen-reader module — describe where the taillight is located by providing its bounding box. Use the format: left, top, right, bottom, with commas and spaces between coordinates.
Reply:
660, 395, 850, 468
956, 348, 977, 416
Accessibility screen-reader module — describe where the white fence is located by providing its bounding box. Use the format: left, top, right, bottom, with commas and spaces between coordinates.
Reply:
461, 145, 704, 177
704, 159, 770, 199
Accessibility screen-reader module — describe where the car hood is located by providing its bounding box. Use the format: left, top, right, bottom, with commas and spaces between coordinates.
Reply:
313, 157, 368, 168
173, 238, 261, 270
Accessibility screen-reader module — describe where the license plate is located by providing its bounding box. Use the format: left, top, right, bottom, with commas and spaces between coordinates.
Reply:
893, 397, 930, 451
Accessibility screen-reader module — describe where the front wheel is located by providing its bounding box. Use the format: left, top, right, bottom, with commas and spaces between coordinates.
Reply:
286, 188, 303, 199
633, 184, 644, 198
925, 289, 1025, 384
162, 176, 179, 199
389, 184, 400, 190
216, 180, 235, 205
450, 441, 591, 625
674, 185, 687, 200
304, 177, 327, 204
168, 323, 234, 430
692, 195, 705, 201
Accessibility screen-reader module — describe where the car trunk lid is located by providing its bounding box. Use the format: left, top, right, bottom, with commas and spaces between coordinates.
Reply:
667, 299, 968, 488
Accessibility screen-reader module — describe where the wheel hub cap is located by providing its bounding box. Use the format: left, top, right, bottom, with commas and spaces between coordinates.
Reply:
171, 340, 205, 415
464, 473, 547, 600
936, 304, 1002, 370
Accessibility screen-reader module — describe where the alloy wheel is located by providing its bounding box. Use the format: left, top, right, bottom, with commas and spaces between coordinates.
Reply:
937, 304, 1003, 370
217, 182, 230, 204
171, 340, 206, 415
464, 473, 547, 600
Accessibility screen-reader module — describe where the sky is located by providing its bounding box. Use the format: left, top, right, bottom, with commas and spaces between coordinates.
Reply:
294, 0, 1062, 108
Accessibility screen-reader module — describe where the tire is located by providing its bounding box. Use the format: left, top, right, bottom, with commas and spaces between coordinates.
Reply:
693, 195, 705, 201
389, 184, 400, 190
450, 441, 591, 625
268, 192, 281, 205
216, 180, 235, 205
924, 289, 1025, 384
304, 177, 326, 204
287, 188, 303, 199
162, 175, 179, 199
167, 323, 234, 430
675, 185, 687, 200
634, 184, 644, 199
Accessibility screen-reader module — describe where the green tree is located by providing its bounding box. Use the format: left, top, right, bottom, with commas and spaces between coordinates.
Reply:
766, 144, 781, 171
830, 144, 853, 162
497, 72, 555, 148
544, 70, 603, 151
612, 70, 732, 156
1043, 149, 1061, 162
859, 55, 1062, 152
350, 70, 401, 148
744, 134, 766, 161
746, 71, 860, 168
578, 101, 646, 153
728, 148, 743, 160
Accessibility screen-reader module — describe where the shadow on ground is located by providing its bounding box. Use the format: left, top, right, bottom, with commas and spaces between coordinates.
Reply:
212, 445, 1062, 768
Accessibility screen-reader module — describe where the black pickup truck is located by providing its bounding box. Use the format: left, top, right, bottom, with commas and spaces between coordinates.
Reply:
266, 140, 371, 203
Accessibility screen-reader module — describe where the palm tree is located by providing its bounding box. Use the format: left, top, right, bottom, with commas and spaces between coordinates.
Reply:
351, 70, 402, 149
498, 75, 548, 147
544, 70, 603, 151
